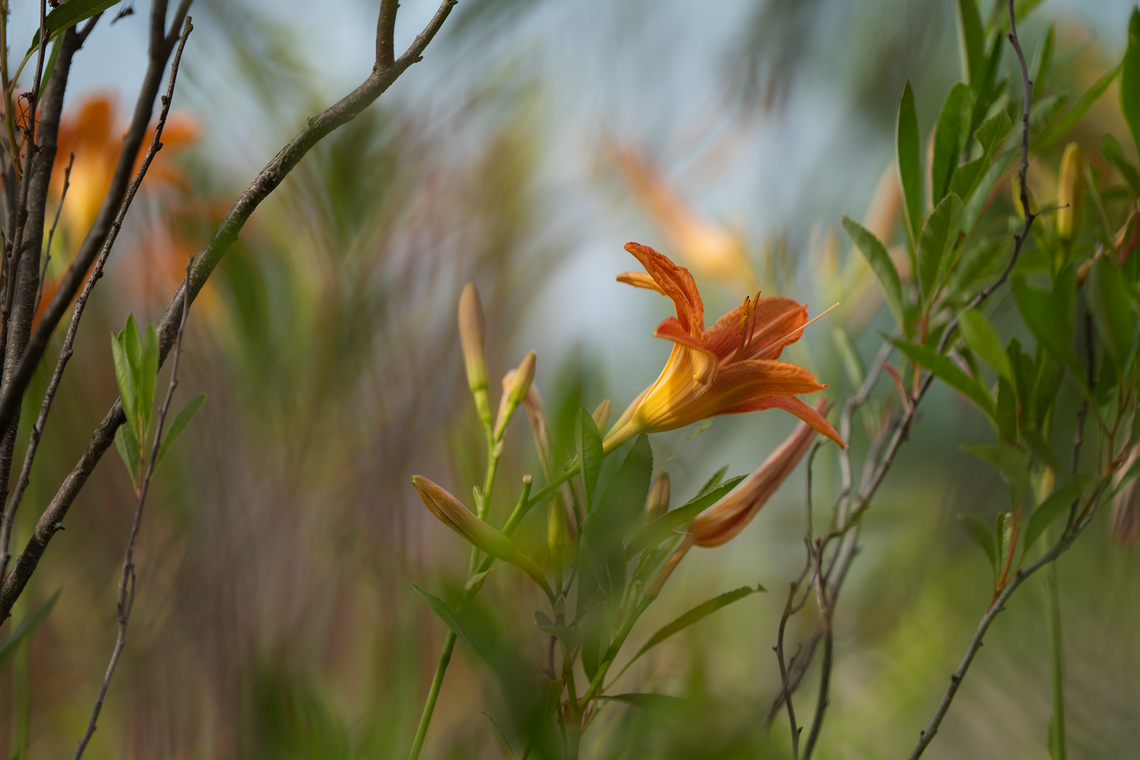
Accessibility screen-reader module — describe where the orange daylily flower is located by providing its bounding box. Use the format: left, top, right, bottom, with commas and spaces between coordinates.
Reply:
603, 242, 843, 453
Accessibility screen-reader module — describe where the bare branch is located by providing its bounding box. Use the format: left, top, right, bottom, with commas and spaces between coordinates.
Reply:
34, 151, 72, 316
73, 55, 195, 751
0, 0, 458, 626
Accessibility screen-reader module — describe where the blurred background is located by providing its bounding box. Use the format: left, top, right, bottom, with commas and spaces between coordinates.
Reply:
0, 0, 1138, 757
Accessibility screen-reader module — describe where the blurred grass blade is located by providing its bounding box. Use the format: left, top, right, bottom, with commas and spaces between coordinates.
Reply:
156, 394, 207, 467
0, 590, 60, 668
1038, 62, 1122, 151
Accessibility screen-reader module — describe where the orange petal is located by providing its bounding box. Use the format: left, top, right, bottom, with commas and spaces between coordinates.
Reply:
705, 297, 808, 362
721, 394, 844, 448
624, 242, 705, 334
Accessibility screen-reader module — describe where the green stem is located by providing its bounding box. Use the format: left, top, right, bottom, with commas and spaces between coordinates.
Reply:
407, 628, 457, 760
1044, 527, 1067, 760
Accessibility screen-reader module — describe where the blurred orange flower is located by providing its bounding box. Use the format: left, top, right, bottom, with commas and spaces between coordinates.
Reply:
604, 242, 842, 452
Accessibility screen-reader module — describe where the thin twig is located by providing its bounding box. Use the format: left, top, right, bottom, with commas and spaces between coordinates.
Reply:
0, 0, 457, 628
0, 19, 193, 583
34, 151, 72, 316
801, 545, 833, 760
72, 243, 194, 760
907, 482, 1108, 760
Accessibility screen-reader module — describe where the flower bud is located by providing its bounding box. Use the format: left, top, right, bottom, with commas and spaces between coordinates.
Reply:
646, 472, 670, 522
547, 491, 567, 560
494, 353, 537, 440
1010, 174, 1036, 221
413, 475, 550, 591
591, 399, 611, 433
1055, 143, 1084, 243
458, 284, 489, 393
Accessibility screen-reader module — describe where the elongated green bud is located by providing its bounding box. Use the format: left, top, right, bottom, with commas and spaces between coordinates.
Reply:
1055, 142, 1084, 243
494, 352, 537, 440
458, 284, 493, 428
547, 491, 567, 561
413, 475, 550, 595
591, 399, 611, 433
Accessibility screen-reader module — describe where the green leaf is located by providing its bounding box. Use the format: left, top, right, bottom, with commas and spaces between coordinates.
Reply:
0, 589, 60, 668
1032, 23, 1056, 98
955, 0, 985, 91
595, 434, 652, 530
1021, 429, 1065, 475
114, 425, 141, 489
580, 603, 611, 683
961, 441, 1031, 499
1087, 255, 1138, 377
951, 112, 1012, 204
1099, 134, 1140, 195
918, 193, 964, 305
1021, 477, 1089, 557
624, 475, 746, 560
1012, 277, 1086, 393
962, 148, 1016, 234
959, 514, 998, 576
931, 82, 973, 202
1038, 62, 1123, 151
141, 321, 159, 430
537, 626, 582, 650
630, 587, 758, 665
37, 36, 61, 94
842, 217, 907, 332
575, 408, 603, 513
958, 310, 1013, 383
996, 377, 1019, 443
412, 585, 509, 681
995, 510, 1013, 570
892, 339, 995, 420
597, 693, 688, 712
1120, 8, 1140, 158
697, 465, 729, 495
156, 393, 207, 467
27, 0, 122, 53
110, 333, 139, 438
897, 81, 924, 249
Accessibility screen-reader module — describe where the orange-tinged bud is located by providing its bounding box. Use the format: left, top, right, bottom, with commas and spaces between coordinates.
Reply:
591, 399, 611, 433
548, 491, 567, 559
412, 475, 551, 593
690, 403, 827, 547
646, 472, 670, 521
458, 283, 488, 393
1056, 143, 1084, 243
494, 353, 537, 440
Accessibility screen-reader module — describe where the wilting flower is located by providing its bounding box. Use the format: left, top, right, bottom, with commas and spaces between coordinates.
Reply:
604, 243, 842, 453
412, 475, 552, 594
647, 401, 830, 598
1110, 445, 1140, 550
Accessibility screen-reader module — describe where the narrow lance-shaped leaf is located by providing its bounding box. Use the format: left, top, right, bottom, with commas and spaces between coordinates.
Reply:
897, 81, 923, 250
110, 334, 139, 438
892, 339, 995, 420
962, 441, 1031, 501
141, 321, 159, 430
955, 0, 985, 91
156, 393, 207, 467
1087, 255, 1138, 377
1038, 62, 1123, 151
114, 426, 141, 490
575, 407, 603, 512
1021, 477, 1090, 558
27, 0, 122, 53
958, 310, 1013, 384
0, 589, 61, 668
697, 464, 729, 495
622, 586, 760, 673
931, 82, 973, 202
918, 192, 964, 306
1011, 278, 1087, 393
959, 514, 998, 576
624, 475, 746, 560
411, 586, 510, 682
842, 217, 908, 333
1099, 134, 1140, 195
1118, 8, 1140, 158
